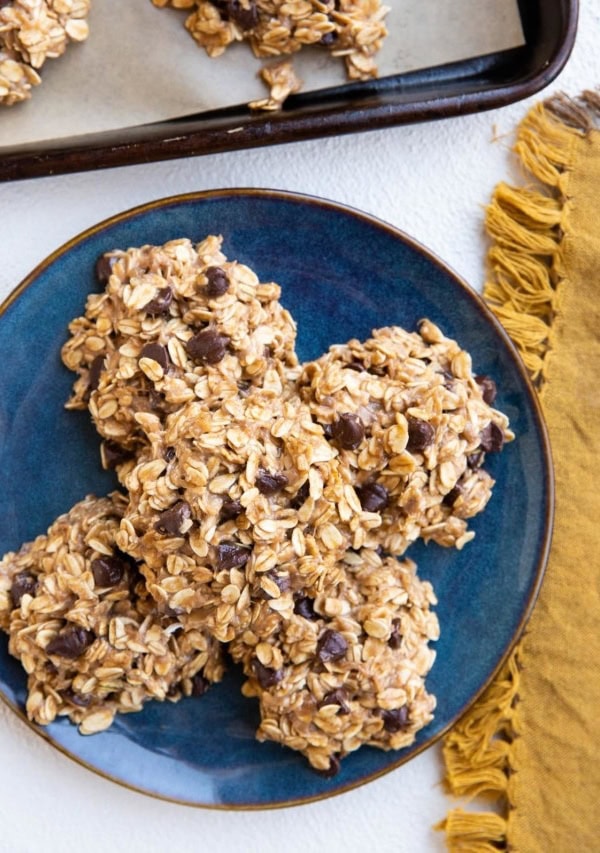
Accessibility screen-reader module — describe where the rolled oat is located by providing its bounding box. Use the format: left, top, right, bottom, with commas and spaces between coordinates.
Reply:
0, 45, 40, 103
248, 58, 303, 111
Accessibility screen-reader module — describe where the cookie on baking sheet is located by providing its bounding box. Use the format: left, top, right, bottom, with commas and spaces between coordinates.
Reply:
152, 0, 389, 84
0, 47, 40, 104
0, 0, 91, 106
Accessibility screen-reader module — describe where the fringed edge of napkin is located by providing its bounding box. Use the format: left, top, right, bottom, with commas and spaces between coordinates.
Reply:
437, 91, 600, 851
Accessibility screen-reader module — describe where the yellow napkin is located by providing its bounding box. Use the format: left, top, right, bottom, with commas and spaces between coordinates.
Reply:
440, 92, 600, 851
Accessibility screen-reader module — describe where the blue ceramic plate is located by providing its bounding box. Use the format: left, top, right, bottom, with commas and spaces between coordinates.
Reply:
0, 189, 553, 808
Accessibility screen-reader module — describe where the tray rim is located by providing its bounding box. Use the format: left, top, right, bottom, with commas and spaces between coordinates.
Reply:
0, 0, 579, 183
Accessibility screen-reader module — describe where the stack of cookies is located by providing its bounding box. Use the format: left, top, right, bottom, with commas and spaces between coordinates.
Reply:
0, 234, 512, 774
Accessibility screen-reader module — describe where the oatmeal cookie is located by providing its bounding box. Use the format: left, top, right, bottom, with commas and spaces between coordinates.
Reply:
152, 0, 388, 89
61, 235, 298, 464
0, 0, 90, 69
297, 321, 513, 555
230, 549, 439, 773
116, 383, 361, 643
0, 46, 40, 104
0, 0, 90, 105
0, 493, 223, 734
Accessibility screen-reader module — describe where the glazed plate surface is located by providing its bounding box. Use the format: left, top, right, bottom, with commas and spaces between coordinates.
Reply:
0, 190, 553, 807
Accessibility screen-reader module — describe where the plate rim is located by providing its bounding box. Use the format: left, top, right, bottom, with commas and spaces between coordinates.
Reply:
0, 187, 555, 809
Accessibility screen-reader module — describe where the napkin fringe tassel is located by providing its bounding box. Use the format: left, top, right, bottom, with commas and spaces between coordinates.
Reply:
435, 652, 520, 850
438, 92, 599, 851
436, 809, 508, 853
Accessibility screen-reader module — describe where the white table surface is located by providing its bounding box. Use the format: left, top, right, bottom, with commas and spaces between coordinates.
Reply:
1, 4, 598, 852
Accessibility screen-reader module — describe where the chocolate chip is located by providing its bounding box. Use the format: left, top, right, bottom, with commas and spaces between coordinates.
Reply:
255, 469, 289, 495
443, 484, 463, 508
345, 360, 364, 372
154, 501, 192, 536
191, 673, 210, 697
140, 342, 169, 372
61, 688, 92, 708
388, 619, 403, 650
46, 626, 95, 659
274, 571, 291, 592
148, 389, 164, 411
10, 571, 37, 608
205, 266, 229, 297
95, 254, 115, 283
91, 555, 127, 588
220, 498, 243, 522
356, 482, 389, 513
114, 548, 138, 571
216, 541, 251, 570
88, 354, 105, 393
163, 446, 176, 463
479, 422, 505, 453
330, 413, 365, 450
467, 449, 485, 469
475, 374, 498, 405
294, 595, 317, 620
226, 0, 258, 30
316, 753, 341, 777
253, 659, 284, 689
127, 561, 146, 596
381, 705, 410, 733
290, 481, 309, 510
406, 417, 435, 453
143, 286, 173, 316
318, 688, 349, 714
261, 569, 291, 599
186, 328, 230, 364
100, 441, 131, 470
319, 30, 338, 46
316, 629, 348, 663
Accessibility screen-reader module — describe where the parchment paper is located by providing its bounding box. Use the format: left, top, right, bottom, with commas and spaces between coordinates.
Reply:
0, 0, 524, 149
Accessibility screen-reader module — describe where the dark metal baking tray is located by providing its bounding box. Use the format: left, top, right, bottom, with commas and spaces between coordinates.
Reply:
0, 0, 578, 183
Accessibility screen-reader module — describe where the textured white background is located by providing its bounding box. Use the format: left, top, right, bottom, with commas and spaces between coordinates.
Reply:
0, 4, 598, 852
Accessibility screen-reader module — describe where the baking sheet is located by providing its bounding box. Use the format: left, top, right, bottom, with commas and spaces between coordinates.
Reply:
0, 0, 524, 150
